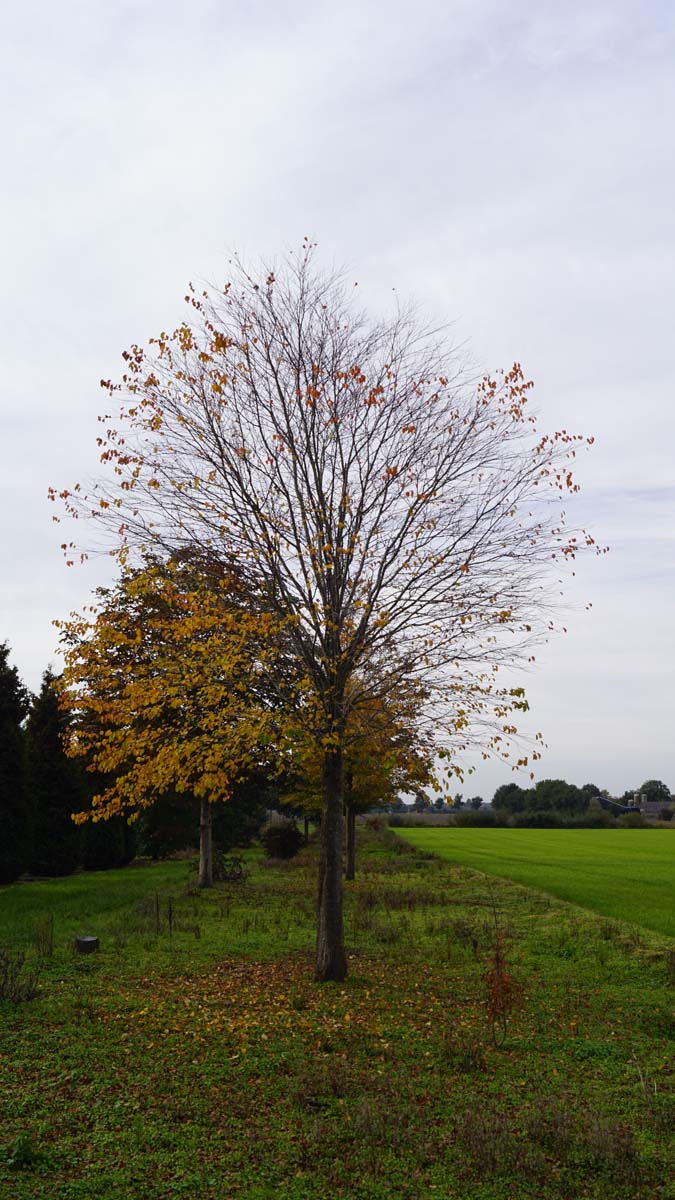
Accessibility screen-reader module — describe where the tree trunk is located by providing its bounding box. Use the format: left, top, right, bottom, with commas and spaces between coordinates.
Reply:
316, 744, 347, 982
198, 797, 213, 888
345, 804, 356, 881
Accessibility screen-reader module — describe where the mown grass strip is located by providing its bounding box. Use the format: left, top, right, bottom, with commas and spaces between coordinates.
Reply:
395, 827, 675, 937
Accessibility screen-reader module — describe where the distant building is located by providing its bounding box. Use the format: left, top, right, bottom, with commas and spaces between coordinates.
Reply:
627, 792, 675, 819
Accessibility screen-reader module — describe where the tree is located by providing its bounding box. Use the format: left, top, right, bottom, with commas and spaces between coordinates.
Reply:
340, 687, 433, 880
136, 789, 198, 860
57, 554, 283, 887
492, 783, 527, 813
53, 243, 599, 980
0, 643, 31, 883
637, 779, 672, 805
280, 672, 434, 879
493, 778, 590, 816
26, 670, 83, 877
80, 783, 134, 870
212, 765, 275, 850
526, 778, 587, 815
138, 767, 274, 860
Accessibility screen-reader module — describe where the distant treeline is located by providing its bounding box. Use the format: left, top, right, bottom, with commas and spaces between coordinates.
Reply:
394, 777, 674, 828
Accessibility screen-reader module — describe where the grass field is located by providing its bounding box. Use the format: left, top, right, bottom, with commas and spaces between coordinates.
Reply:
0, 861, 189, 949
1, 830, 674, 1199
395, 828, 675, 938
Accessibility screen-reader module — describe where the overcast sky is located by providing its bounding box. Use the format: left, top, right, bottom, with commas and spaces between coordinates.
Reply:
2, 0, 673, 799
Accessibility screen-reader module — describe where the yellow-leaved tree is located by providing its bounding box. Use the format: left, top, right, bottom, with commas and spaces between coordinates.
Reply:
281, 676, 435, 880
57, 552, 286, 886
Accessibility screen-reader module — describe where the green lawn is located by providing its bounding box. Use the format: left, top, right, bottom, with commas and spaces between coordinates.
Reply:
1, 832, 674, 1199
395, 828, 675, 936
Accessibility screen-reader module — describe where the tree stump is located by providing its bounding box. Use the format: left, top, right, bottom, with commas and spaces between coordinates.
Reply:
74, 936, 99, 954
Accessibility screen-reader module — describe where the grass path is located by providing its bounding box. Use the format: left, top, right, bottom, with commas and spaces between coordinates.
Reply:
395, 828, 675, 937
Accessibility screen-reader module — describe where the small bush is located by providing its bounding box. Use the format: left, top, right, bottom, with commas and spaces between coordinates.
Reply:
5, 1132, 53, 1172
619, 812, 648, 829
454, 808, 499, 827
511, 809, 563, 828
581, 1114, 642, 1184
355, 887, 378, 912
370, 915, 407, 945
442, 1030, 487, 1072
387, 813, 450, 827
484, 931, 520, 1046
0, 951, 40, 1003
259, 818, 304, 860
32, 914, 54, 958
212, 851, 249, 882
382, 829, 416, 853
446, 917, 483, 955
454, 1107, 518, 1177
566, 810, 617, 828
650, 1092, 675, 1134
293, 1056, 348, 1112
524, 1100, 575, 1155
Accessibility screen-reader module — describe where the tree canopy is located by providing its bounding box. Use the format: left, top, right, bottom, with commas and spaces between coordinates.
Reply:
492, 778, 589, 815
637, 779, 672, 805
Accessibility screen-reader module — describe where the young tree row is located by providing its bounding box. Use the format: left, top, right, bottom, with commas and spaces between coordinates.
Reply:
53, 243, 600, 979
56, 553, 435, 885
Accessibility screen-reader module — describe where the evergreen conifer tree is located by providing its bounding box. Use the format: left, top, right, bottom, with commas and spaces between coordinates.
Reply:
0, 642, 31, 883
26, 670, 83, 876
80, 770, 134, 870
